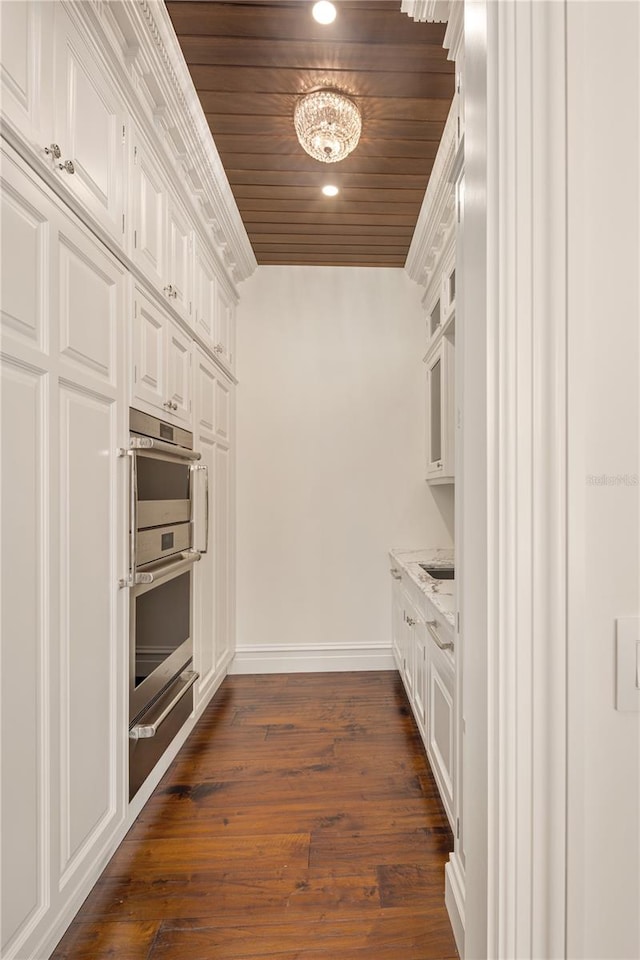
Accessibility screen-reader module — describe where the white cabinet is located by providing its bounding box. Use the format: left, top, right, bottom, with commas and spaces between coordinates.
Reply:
214, 281, 236, 372
131, 129, 166, 291
1, 2, 125, 244
388, 559, 456, 830
132, 287, 192, 426
425, 618, 455, 824
1, 144, 127, 960
131, 129, 193, 322
193, 234, 237, 373
51, 3, 125, 243
166, 194, 192, 321
193, 236, 217, 346
425, 334, 455, 483
0, 1, 54, 151
193, 349, 235, 709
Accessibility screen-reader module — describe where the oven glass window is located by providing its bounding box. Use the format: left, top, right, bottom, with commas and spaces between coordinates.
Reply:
136, 456, 190, 502
134, 572, 190, 687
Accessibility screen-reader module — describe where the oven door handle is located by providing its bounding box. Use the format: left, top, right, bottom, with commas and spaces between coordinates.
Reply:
190, 464, 209, 555
129, 670, 199, 741
130, 436, 201, 461
134, 550, 201, 585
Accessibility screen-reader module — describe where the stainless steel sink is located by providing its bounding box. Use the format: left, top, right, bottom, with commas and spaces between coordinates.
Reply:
418, 564, 455, 580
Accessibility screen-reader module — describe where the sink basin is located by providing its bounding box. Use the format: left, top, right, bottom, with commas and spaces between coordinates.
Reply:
419, 564, 455, 580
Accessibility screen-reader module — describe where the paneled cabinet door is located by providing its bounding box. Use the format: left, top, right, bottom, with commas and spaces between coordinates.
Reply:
132, 289, 192, 426
52, 3, 125, 243
413, 621, 428, 737
214, 283, 236, 372
215, 439, 232, 670
165, 319, 192, 425
390, 574, 404, 671
193, 350, 216, 707
193, 239, 216, 347
0, 0, 54, 151
166, 195, 192, 321
427, 648, 455, 826
131, 129, 166, 291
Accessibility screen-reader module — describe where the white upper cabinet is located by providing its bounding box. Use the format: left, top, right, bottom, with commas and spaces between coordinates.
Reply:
166, 194, 192, 322
131, 128, 166, 291
424, 334, 455, 483
214, 282, 236, 373
132, 287, 192, 427
0, 1, 53, 150
193, 235, 217, 347
51, 4, 125, 243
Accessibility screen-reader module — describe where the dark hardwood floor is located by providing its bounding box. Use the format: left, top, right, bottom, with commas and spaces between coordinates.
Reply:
52, 671, 458, 960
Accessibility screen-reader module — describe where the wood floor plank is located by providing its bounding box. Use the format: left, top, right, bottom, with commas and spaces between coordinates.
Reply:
50, 920, 159, 959
150, 913, 457, 960
53, 671, 458, 959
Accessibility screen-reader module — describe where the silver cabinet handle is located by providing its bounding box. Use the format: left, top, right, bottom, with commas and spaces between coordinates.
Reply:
164, 284, 178, 299
190, 463, 209, 554
58, 159, 75, 174
406, 616, 416, 627
45, 143, 61, 159
426, 618, 454, 650
390, 568, 402, 580
129, 670, 199, 741
134, 549, 201, 585
214, 343, 224, 354
129, 436, 201, 461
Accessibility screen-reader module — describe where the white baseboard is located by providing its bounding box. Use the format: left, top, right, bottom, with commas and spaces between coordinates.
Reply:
445, 852, 466, 957
229, 643, 395, 674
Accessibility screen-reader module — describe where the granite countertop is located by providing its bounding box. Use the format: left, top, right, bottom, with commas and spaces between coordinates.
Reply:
389, 547, 456, 629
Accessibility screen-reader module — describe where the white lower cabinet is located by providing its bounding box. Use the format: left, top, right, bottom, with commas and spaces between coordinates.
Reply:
193, 349, 235, 709
132, 286, 192, 426
389, 563, 455, 829
427, 643, 455, 822
0, 144, 127, 960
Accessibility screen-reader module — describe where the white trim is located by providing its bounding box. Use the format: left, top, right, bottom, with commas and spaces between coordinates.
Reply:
229, 644, 395, 675
479, 1, 569, 956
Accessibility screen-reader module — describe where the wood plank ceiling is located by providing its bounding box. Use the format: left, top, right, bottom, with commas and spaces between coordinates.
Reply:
166, 0, 454, 267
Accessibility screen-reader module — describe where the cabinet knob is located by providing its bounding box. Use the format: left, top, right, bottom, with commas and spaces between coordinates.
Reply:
164, 284, 177, 299
44, 143, 61, 160
58, 160, 75, 175
214, 343, 223, 354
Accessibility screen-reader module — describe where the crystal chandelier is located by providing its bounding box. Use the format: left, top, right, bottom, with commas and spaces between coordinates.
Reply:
294, 90, 362, 163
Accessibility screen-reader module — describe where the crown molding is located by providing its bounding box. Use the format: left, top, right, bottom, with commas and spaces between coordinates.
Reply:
400, 0, 450, 24
404, 101, 457, 287
92, 0, 256, 285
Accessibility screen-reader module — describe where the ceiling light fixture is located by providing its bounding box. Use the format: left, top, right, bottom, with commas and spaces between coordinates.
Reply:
294, 90, 361, 164
312, 1, 336, 25
322, 184, 339, 197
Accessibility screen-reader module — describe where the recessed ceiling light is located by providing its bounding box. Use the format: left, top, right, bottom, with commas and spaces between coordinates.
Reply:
312, 1, 337, 25
322, 184, 339, 197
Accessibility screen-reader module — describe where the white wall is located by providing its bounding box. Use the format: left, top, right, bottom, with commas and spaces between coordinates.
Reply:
233, 265, 454, 672
566, 4, 640, 957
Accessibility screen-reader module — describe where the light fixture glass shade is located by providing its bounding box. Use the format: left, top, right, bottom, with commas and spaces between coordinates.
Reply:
294, 90, 361, 164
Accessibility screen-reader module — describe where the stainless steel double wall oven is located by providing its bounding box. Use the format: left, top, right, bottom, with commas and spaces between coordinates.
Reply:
123, 409, 208, 799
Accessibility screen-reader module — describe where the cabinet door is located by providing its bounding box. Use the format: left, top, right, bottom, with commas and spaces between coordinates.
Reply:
391, 577, 404, 671
215, 441, 232, 669
166, 195, 191, 320
413, 623, 428, 737
425, 337, 454, 481
215, 283, 235, 371
166, 319, 192, 425
0, 1, 53, 151
53, 4, 124, 242
132, 291, 166, 413
428, 649, 455, 826
193, 351, 216, 707
131, 131, 166, 290
193, 240, 216, 346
